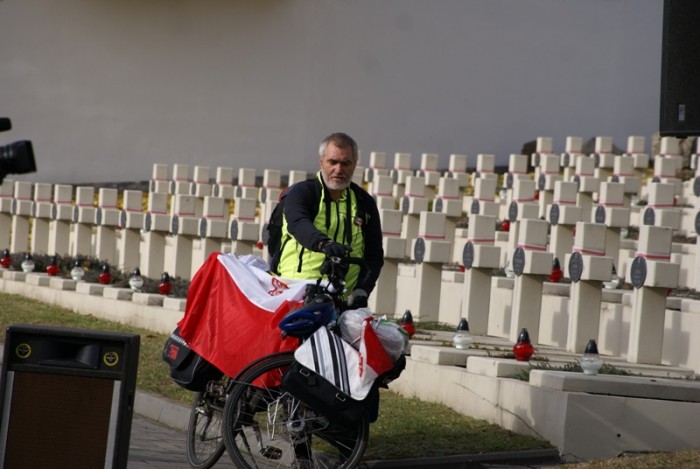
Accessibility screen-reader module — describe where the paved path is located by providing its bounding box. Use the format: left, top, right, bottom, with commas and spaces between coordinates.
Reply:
128, 414, 235, 469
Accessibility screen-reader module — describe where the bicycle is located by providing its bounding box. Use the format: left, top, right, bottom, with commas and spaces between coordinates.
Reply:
186, 376, 228, 469
221, 255, 380, 469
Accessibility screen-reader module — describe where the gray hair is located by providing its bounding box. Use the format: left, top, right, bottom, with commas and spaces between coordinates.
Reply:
318, 132, 358, 161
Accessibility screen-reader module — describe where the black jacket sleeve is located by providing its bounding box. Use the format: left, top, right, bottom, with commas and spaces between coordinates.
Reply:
283, 179, 328, 252
355, 189, 384, 295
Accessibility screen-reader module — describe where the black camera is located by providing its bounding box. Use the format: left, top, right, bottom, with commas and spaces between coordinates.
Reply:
0, 117, 37, 183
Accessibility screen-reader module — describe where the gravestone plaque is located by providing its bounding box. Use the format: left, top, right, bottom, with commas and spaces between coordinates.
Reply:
573, 175, 581, 191
462, 241, 474, 270
413, 237, 425, 263
695, 211, 700, 236
401, 197, 410, 215
470, 199, 480, 215
144, 213, 152, 232
630, 256, 647, 289
434, 198, 443, 213
694, 177, 700, 197
643, 207, 655, 226
594, 205, 606, 224
593, 153, 600, 168
50, 203, 57, 220
549, 204, 560, 226
199, 218, 207, 238
171, 215, 179, 235
610, 175, 620, 183
561, 153, 570, 167
512, 247, 526, 276
72, 206, 79, 223
213, 185, 220, 197
229, 219, 238, 240
538, 174, 546, 191
262, 223, 270, 245
365, 168, 374, 183
508, 201, 518, 222
568, 251, 583, 283
260, 187, 267, 204
391, 170, 398, 184
506, 172, 514, 189
95, 208, 102, 225
651, 176, 661, 183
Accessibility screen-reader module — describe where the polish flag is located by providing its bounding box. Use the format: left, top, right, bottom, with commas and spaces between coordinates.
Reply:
358, 317, 395, 385
177, 252, 313, 379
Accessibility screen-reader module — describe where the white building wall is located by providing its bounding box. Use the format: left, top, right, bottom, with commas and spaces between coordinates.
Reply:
0, 0, 663, 184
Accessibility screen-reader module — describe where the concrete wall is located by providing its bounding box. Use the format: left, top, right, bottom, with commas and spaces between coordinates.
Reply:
0, 0, 663, 184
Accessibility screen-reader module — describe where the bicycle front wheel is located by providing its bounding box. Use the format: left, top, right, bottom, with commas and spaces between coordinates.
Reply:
222, 352, 369, 469
186, 378, 227, 469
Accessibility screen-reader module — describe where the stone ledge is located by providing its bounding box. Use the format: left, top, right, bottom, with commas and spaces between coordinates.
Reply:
76, 282, 106, 296
103, 287, 134, 301
466, 356, 530, 377
132, 292, 165, 306
529, 369, 700, 402
25, 273, 50, 286
49, 278, 77, 291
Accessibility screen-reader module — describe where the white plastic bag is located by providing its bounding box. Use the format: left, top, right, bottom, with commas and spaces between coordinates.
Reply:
339, 308, 408, 362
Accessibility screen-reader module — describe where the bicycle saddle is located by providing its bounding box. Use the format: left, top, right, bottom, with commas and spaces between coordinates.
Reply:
278, 293, 337, 338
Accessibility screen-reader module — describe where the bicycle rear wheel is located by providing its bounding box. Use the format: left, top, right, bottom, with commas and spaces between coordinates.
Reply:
222, 352, 369, 469
186, 378, 227, 468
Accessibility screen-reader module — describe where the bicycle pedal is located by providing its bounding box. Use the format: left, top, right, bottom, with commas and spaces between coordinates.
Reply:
260, 445, 282, 460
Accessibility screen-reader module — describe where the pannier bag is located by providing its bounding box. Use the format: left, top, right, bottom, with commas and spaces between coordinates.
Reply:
162, 327, 223, 391
281, 327, 373, 428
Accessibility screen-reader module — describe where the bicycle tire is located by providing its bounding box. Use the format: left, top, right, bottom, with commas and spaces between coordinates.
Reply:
222, 352, 369, 469
186, 378, 228, 468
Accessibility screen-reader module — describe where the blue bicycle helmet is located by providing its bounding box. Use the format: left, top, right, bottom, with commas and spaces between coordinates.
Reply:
278, 294, 337, 338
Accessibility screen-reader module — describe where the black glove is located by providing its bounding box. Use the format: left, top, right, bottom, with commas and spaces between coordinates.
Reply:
347, 288, 368, 308
320, 240, 352, 258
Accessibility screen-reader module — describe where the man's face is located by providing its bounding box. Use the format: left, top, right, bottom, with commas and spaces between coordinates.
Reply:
320, 143, 357, 192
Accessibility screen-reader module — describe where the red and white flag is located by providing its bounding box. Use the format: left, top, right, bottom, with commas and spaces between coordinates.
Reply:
358, 317, 395, 385
178, 252, 313, 378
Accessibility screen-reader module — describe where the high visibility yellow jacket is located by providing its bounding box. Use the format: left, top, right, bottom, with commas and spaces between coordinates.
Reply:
275, 172, 383, 295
